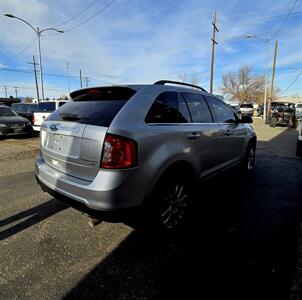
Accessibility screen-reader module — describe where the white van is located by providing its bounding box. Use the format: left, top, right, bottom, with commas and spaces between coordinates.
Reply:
33, 100, 68, 131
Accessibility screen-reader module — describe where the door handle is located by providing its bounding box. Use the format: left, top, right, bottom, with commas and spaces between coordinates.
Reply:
225, 130, 231, 136
187, 132, 201, 140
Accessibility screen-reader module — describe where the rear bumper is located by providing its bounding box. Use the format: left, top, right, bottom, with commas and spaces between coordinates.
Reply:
35, 153, 143, 213
33, 125, 41, 132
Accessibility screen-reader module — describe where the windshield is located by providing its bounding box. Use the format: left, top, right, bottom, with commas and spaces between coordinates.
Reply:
0, 107, 17, 117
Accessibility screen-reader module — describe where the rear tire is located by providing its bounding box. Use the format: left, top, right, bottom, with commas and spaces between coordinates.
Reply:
148, 171, 193, 236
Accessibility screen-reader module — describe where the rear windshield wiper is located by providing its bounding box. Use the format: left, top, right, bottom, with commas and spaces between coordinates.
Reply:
60, 113, 89, 121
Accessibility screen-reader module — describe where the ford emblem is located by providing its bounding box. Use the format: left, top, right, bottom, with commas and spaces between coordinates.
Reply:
50, 123, 59, 131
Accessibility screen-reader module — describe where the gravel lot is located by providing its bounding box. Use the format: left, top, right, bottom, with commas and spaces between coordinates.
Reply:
0, 119, 301, 300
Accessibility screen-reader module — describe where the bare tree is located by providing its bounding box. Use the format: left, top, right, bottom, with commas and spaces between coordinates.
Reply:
220, 65, 267, 104
178, 73, 199, 85
178, 73, 187, 83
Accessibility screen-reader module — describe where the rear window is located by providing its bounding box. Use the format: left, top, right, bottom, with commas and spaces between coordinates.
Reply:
12, 103, 38, 113
47, 87, 136, 127
240, 103, 253, 108
37, 102, 56, 112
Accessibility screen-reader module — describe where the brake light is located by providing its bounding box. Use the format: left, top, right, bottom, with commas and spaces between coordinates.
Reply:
101, 134, 138, 169
32, 114, 35, 124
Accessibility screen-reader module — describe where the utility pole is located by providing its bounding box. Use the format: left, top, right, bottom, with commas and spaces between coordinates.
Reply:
80, 69, 83, 88
267, 40, 278, 120
66, 62, 71, 98
27, 55, 40, 102
14, 87, 18, 98
4, 86, 7, 98
85, 77, 89, 87
210, 11, 219, 95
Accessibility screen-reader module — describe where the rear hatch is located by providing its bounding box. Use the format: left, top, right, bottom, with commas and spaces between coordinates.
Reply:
40, 87, 137, 182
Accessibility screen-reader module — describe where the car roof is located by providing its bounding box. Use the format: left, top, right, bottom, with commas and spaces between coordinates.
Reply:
69, 83, 220, 102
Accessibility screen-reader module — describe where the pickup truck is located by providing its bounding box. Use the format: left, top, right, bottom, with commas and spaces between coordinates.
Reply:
32, 100, 67, 132
11, 103, 39, 124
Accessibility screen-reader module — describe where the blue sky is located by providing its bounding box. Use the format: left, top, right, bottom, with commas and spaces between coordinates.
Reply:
0, 0, 301, 99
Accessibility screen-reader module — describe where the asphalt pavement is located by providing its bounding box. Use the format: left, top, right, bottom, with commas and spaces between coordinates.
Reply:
0, 121, 301, 300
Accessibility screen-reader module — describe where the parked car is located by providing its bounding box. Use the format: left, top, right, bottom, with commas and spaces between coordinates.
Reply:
228, 103, 242, 118
32, 100, 67, 132
297, 122, 302, 157
0, 105, 34, 137
11, 103, 39, 124
269, 101, 297, 128
239, 103, 254, 117
35, 81, 257, 233
296, 103, 302, 121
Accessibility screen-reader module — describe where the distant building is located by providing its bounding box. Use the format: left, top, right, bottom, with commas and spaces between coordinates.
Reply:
0, 97, 21, 107
276, 96, 302, 104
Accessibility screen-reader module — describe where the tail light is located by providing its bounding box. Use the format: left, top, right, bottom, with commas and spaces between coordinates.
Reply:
101, 134, 138, 169
32, 114, 35, 125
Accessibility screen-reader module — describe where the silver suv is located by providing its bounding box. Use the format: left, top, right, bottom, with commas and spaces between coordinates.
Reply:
35, 81, 256, 232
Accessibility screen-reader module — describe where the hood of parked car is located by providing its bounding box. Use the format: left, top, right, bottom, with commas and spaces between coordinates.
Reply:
0, 116, 29, 125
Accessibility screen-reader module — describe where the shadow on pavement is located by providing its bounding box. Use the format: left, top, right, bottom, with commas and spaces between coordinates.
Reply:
0, 199, 67, 241
63, 151, 302, 299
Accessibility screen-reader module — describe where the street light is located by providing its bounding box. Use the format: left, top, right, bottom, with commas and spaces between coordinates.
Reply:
245, 34, 269, 123
4, 13, 64, 101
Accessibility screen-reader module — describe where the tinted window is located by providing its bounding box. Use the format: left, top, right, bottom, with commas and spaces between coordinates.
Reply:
48, 100, 127, 127
11, 104, 23, 112
37, 102, 56, 112
12, 104, 38, 113
145, 92, 179, 123
58, 102, 66, 107
181, 92, 212, 123
48, 87, 137, 127
206, 97, 237, 123
178, 94, 191, 123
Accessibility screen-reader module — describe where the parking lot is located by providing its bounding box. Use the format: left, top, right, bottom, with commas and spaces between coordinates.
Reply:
1, 119, 302, 300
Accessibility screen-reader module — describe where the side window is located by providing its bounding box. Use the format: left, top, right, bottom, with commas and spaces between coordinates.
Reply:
178, 94, 192, 123
206, 97, 237, 123
181, 92, 212, 123
145, 92, 179, 123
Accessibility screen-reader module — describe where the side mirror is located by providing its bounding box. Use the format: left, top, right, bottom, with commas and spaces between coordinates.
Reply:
240, 115, 253, 123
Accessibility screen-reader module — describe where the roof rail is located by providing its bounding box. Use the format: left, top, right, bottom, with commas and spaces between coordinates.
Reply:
154, 80, 207, 92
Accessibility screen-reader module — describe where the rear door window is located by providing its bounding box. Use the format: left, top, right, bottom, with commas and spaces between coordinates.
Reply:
181, 92, 213, 123
206, 97, 237, 123
47, 87, 136, 127
145, 92, 179, 123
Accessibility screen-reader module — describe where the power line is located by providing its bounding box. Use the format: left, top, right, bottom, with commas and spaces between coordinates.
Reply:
52, 0, 99, 28
64, 0, 117, 33
1, 38, 37, 65
279, 69, 302, 95
270, 0, 298, 40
